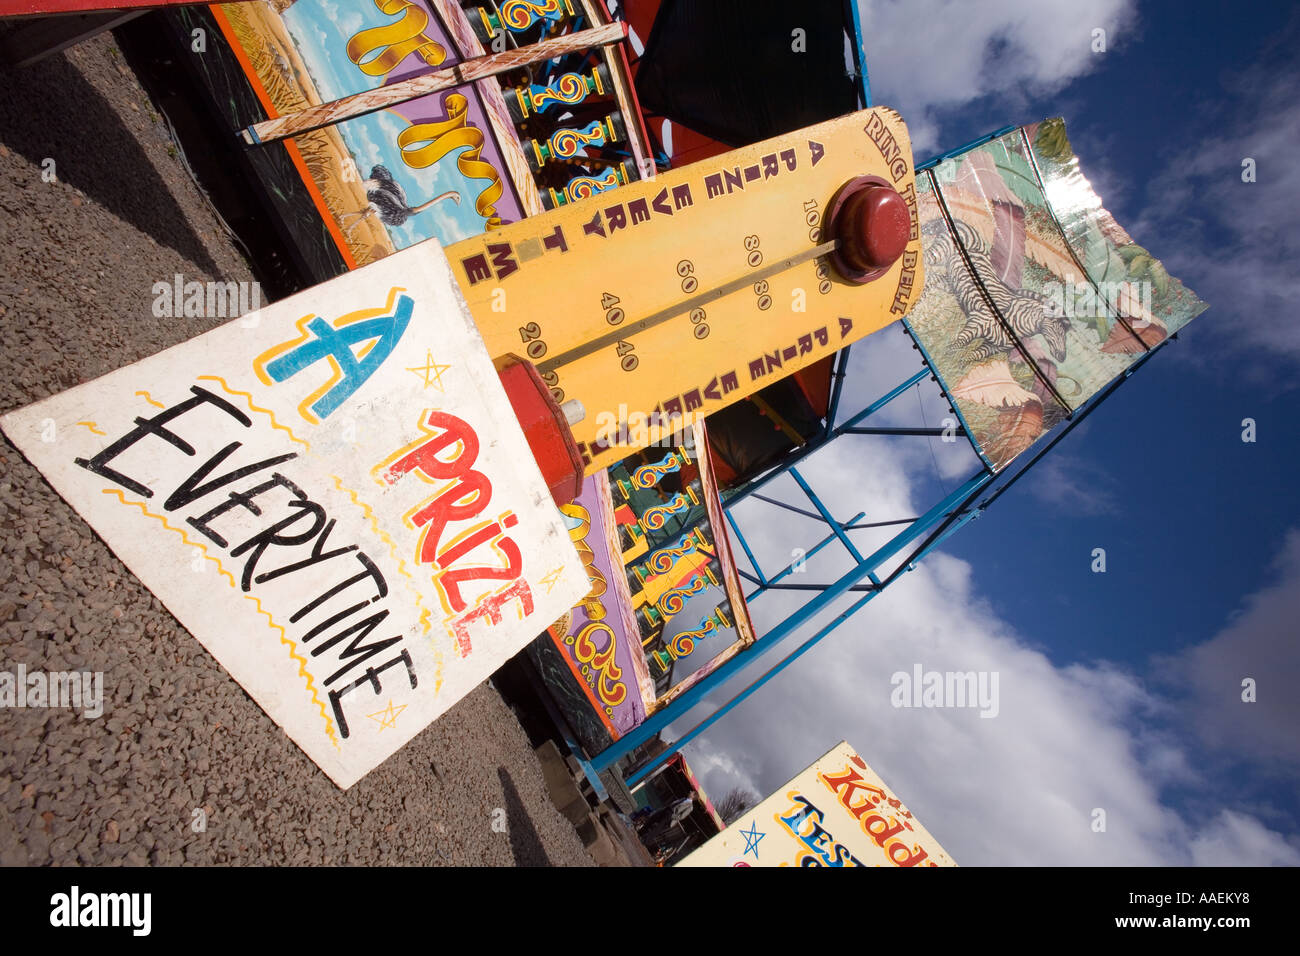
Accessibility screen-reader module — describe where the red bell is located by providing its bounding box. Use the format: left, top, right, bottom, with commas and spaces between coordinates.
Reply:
494, 355, 584, 507
827, 176, 911, 284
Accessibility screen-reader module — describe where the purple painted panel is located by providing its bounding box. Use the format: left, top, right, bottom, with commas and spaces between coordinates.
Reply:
544, 471, 653, 739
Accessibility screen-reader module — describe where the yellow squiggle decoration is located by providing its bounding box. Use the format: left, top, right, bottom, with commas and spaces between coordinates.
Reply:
247, 594, 342, 751
101, 488, 339, 748
196, 374, 310, 452
397, 93, 505, 230
134, 391, 165, 409
330, 474, 444, 694
330, 475, 416, 587
102, 488, 237, 590
76, 422, 105, 436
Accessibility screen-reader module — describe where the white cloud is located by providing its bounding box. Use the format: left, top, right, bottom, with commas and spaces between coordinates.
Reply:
687, 526, 1300, 863
1023, 451, 1121, 515
1131, 40, 1300, 372
1158, 527, 1300, 768
1189, 811, 1300, 866
856, 0, 1138, 151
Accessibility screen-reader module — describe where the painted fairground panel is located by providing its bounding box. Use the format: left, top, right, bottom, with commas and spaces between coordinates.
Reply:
530, 469, 655, 745
1027, 118, 1207, 339
213, 0, 526, 267
158, 5, 351, 284
908, 123, 1206, 471
910, 174, 1068, 470
929, 132, 1143, 410
531, 420, 756, 754
612, 420, 756, 705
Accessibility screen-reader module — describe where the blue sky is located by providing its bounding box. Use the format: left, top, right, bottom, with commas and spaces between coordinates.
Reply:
676, 0, 1300, 864
284, 0, 379, 100
283, 0, 490, 245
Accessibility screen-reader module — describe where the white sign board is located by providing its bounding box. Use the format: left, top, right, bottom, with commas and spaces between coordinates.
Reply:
678, 741, 956, 867
0, 241, 587, 788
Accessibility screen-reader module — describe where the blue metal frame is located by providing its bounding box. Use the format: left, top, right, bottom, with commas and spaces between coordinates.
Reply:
917, 124, 1018, 171
589, 351, 998, 778
607, 469, 992, 783
720, 365, 931, 512
825, 346, 852, 432
789, 467, 863, 562
744, 510, 865, 602
586, 311, 1181, 787
902, 317, 994, 471
846, 0, 873, 107
724, 509, 766, 587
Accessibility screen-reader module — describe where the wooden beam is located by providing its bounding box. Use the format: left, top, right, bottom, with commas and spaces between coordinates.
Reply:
0, 10, 144, 69
241, 20, 626, 146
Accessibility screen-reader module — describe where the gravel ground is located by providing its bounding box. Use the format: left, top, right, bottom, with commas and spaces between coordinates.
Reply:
0, 32, 592, 867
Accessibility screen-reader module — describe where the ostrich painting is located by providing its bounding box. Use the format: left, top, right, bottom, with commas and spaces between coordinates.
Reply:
341, 164, 460, 238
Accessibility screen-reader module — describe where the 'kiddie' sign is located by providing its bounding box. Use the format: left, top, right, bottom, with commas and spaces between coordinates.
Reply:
678, 740, 956, 867
0, 241, 587, 788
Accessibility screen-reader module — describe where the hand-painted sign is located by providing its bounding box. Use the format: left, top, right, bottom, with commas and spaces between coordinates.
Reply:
0, 241, 587, 788
449, 107, 923, 473
678, 741, 956, 867
907, 119, 1206, 471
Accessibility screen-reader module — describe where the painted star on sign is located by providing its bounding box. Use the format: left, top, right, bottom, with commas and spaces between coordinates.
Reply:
407, 350, 451, 392
539, 566, 565, 593
740, 821, 765, 859
366, 699, 407, 731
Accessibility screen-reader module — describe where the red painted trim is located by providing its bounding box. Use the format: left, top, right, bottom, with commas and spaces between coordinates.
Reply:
1, 0, 247, 16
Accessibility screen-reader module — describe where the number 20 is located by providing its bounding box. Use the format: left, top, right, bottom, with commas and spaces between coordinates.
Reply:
519, 322, 547, 359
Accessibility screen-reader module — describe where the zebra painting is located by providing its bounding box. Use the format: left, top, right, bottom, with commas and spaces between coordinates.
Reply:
922, 217, 1070, 363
